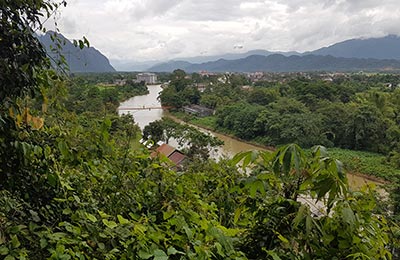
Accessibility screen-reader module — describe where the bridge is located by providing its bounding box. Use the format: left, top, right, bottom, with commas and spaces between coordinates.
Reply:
118, 106, 172, 111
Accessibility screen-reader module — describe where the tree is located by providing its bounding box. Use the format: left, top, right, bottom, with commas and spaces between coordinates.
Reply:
347, 105, 388, 152
247, 88, 279, 106
158, 85, 183, 108
170, 69, 190, 92
0, 0, 58, 101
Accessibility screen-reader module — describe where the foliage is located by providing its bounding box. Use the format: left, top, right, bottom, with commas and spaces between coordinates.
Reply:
0, 0, 59, 101
328, 148, 400, 180
143, 118, 223, 160
179, 70, 400, 167
233, 145, 392, 259
159, 70, 201, 109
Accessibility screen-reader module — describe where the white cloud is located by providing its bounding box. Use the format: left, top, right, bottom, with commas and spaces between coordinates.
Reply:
55, 0, 400, 63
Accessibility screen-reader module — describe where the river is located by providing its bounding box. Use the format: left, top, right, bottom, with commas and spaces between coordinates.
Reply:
119, 84, 382, 189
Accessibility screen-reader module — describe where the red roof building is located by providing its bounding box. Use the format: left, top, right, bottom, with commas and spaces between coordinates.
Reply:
151, 143, 186, 166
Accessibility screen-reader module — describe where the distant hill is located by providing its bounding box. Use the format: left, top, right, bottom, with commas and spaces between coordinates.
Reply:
148, 60, 193, 72
147, 50, 299, 72
110, 60, 160, 72
149, 54, 400, 73
310, 35, 400, 60
174, 49, 299, 64
39, 32, 115, 73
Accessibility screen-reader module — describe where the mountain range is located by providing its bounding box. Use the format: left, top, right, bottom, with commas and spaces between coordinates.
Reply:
39, 33, 400, 73
39, 32, 115, 73
147, 35, 400, 73
149, 54, 400, 73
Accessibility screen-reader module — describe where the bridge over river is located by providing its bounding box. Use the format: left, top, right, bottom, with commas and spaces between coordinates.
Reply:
118, 106, 170, 111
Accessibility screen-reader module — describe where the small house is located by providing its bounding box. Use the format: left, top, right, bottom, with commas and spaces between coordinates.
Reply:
183, 105, 214, 117
151, 143, 186, 166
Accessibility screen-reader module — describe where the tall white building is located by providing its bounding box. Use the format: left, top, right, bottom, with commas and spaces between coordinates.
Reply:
137, 73, 157, 84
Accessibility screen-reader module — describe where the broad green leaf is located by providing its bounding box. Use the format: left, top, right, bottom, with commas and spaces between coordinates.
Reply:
167, 246, 184, 255
153, 249, 168, 260
102, 219, 118, 229
138, 251, 152, 259
117, 215, 129, 224
11, 235, 20, 249
163, 211, 174, 220
40, 238, 48, 249
86, 213, 97, 223
0, 246, 9, 255
342, 207, 356, 227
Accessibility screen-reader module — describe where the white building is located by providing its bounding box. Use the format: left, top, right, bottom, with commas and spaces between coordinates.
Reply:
137, 73, 157, 84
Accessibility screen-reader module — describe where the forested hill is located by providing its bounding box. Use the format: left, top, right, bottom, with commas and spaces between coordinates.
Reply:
148, 54, 400, 72
38, 32, 116, 73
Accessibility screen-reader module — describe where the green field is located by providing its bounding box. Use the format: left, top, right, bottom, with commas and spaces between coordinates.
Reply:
327, 148, 399, 180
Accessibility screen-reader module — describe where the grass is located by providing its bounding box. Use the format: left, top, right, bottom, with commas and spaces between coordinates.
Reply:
189, 116, 217, 129
327, 148, 400, 181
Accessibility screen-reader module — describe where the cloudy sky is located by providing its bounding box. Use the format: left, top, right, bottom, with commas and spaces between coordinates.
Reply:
54, 0, 400, 63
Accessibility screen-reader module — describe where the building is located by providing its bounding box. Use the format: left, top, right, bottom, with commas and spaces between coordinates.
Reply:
183, 105, 214, 117
151, 143, 186, 166
137, 73, 157, 84
194, 83, 207, 92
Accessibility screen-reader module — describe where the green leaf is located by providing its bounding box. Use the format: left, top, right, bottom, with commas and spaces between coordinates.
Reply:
58, 141, 70, 158
163, 211, 174, 220
267, 250, 282, 260
275, 232, 289, 244
98, 243, 105, 250
98, 210, 110, 219
183, 226, 193, 240
0, 246, 9, 255
153, 249, 168, 260
117, 215, 129, 225
11, 235, 20, 249
8, 225, 26, 234
138, 251, 153, 259
342, 207, 355, 227
293, 204, 307, 228
306, 215, 312, 236
167, 246, 184, 255
47, 173, 58, 187
102, 219, 118, 229
62, 208, 72, 215
40, 238, 48, 249
86, 213, 97, 223
234, 207, 242, 224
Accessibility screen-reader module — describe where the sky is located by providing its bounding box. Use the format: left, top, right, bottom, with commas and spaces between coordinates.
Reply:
53, 0, 400, 63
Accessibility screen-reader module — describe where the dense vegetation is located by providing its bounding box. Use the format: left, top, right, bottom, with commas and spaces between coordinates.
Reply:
1, 1, 400, 259
143, 118, 223, 160
67, 74, 148, 113
161, 70, 400, 178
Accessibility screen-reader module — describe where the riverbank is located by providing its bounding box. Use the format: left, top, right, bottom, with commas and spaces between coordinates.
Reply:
167, 112, 275, 151
170, 112, 398, 183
